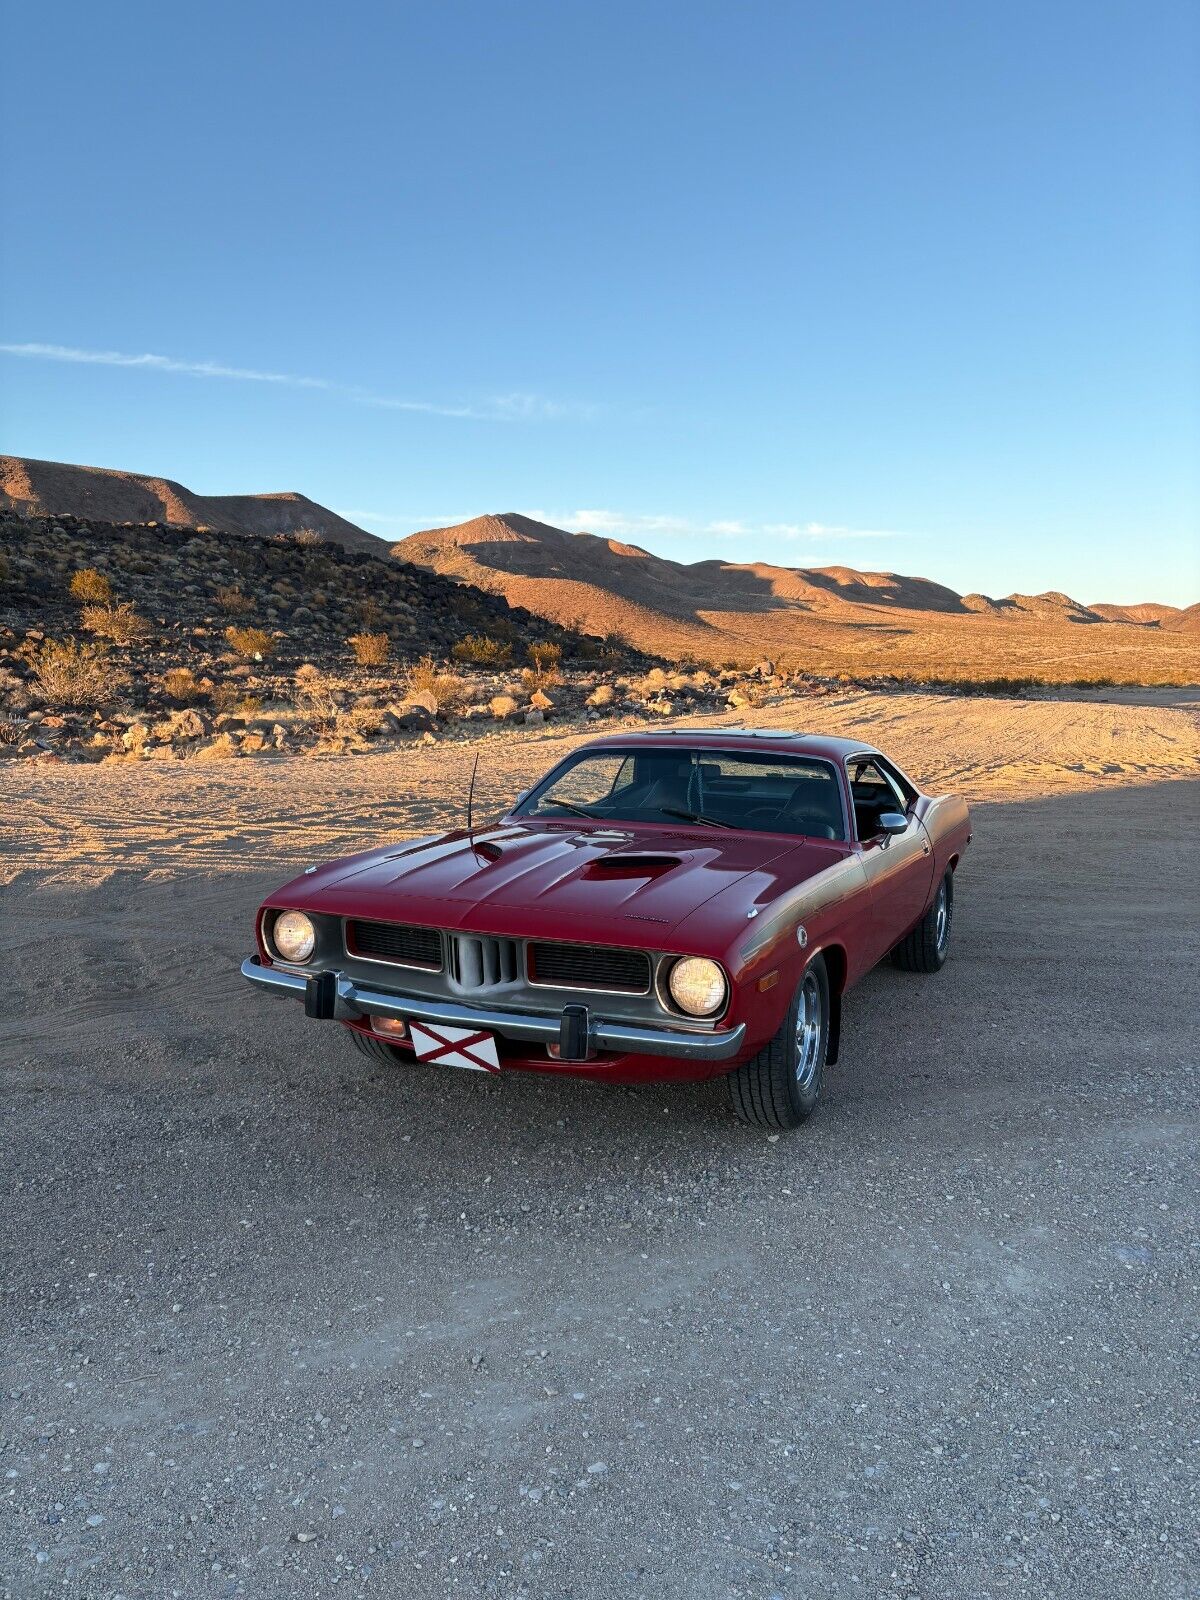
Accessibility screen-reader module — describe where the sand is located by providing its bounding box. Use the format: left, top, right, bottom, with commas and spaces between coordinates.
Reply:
4, 688, 1197, 886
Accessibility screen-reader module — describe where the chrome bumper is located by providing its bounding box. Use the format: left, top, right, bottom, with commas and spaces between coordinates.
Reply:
240, 955, 746, 1062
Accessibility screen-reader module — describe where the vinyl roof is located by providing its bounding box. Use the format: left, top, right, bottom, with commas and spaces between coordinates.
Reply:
581, 727, 881, 760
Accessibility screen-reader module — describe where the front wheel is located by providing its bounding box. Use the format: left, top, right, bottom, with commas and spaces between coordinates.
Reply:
892, 870, 954, 973
348, 1028, 408, 1068
728, 955, 829, 1130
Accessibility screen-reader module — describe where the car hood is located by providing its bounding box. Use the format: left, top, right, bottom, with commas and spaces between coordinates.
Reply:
266, 821, 844, 949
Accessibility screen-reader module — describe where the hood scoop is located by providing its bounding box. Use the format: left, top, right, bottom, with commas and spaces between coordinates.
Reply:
584, 852, 682, 879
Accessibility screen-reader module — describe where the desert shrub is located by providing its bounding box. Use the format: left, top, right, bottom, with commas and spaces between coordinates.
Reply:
210, 682, 262, 716
0, 667, 29, 712
489, 693, 518, 718
348, 631, 390, 667
520, 663, 562, 694
402, 655, 467, 712
357, 597, 383, 629
69, 567, 113, 604
81, 602, 152, 643
452, 634, 513, 667
527, 641, 562, 671
586, 683, 615, 708
341, 706, 385, 737
600, 630, 631, 658
225, 626, 275, 659
33, 640, 128, 707
294, 666, 340, 727
214, 585, 254, 615
162, 667, 200, 702
291, 528, 323, 547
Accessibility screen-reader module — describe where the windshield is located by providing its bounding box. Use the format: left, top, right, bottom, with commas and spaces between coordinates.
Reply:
515, 747, 846, 840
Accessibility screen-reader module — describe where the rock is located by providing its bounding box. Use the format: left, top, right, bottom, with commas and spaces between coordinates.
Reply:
168, 708, 207, 741
529, 689, 553, 711
121, 722, 150, 750
524, 708, 545, 726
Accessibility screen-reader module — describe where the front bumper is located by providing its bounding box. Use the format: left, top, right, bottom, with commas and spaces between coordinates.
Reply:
240, 955, 747, 1064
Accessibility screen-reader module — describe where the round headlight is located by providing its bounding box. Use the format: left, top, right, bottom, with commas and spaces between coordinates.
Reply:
667, 956, 728, 1017
273, 910, 316, 963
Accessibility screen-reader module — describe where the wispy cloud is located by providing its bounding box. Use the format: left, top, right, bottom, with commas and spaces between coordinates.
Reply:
763, 521, 906, 540
529, 508, 908, 541
0, 342, 584, 423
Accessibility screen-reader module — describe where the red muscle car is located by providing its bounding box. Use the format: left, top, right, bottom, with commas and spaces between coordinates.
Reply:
242, 730, 971, 1128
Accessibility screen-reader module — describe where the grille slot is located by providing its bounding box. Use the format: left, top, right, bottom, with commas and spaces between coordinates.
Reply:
347, 920, 443, 970
527, 942, 651, 994
449, 934, 520, 991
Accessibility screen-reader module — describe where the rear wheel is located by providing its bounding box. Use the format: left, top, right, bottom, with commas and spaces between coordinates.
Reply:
728, 955, 829, 1129
892, 870, 954, 973
348, 1028, 407, 1068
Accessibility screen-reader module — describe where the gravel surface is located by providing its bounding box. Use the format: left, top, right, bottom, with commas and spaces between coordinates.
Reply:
3, 755, 1198, 1597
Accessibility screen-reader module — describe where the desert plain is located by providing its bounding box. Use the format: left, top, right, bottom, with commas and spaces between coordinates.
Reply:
3, 684, 1198, 1598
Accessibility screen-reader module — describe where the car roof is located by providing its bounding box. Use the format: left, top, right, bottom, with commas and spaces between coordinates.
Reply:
577, 727, 880, 761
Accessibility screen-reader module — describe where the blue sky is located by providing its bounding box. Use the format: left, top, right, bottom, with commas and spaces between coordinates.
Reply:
2, 0, 1197, 603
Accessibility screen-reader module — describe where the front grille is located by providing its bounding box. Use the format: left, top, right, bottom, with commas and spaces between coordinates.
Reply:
527, 941, 651, 994
347, 919, 443, 970
449, 934, 520, 991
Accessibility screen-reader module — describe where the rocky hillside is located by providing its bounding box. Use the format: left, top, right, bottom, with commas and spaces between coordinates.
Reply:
394, 513, 1198, 684
0, 512, 662, 763
0, 456, 383, 555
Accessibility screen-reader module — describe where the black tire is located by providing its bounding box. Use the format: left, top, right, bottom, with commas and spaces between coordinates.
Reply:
892, 870, 954, 973
728, 955, 829, 1130
348, 1028, 407, 1068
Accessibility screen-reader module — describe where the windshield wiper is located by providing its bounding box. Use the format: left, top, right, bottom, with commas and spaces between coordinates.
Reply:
658, 806, 738, 831
545, 799, 603, 819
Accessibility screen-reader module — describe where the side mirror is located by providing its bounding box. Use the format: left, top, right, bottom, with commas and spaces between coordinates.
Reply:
878, 812, 908, 837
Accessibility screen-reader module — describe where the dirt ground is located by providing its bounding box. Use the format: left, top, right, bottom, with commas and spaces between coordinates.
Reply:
3, 690, 1198, 1598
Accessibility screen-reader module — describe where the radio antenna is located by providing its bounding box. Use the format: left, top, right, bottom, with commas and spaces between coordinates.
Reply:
466, 748, 481, 846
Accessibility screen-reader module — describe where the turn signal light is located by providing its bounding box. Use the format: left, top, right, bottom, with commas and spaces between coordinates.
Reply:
371, 1017, 408, 1038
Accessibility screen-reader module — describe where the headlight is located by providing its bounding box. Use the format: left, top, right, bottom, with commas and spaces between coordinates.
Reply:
666, 956, 728, 1017
272, 910, 316, 963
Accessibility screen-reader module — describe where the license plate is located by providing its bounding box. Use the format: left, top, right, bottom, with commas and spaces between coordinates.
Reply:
409, 1023, 501, 1073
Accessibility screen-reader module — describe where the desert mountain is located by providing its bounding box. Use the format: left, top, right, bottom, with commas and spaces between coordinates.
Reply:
394, 513, 1196, 682
0, 456, 383, 556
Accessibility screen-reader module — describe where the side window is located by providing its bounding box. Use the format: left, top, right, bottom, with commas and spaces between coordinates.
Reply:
875, 756, 917, 810
847, 757, 907, 840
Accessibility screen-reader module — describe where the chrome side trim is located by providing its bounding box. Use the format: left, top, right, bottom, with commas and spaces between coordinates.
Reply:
240, 956, 746, 1062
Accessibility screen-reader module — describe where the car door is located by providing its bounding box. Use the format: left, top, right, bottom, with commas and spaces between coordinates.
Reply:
847, 755, 935, 964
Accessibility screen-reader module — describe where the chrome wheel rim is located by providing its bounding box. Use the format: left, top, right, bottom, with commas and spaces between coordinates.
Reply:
795, 971, 823, 1090
934, 882, 949, 952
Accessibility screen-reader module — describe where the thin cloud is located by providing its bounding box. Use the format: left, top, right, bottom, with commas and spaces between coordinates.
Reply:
0, 342, 583, 423
535, 508, 909, 541
764, 521, 905, 540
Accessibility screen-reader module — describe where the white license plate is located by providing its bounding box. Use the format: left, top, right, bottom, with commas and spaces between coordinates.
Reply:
409, 1023, 501, 1073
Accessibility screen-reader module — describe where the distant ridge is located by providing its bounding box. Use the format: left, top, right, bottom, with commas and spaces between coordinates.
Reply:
0, 456, 383, 555
393, 512, 1197, 680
